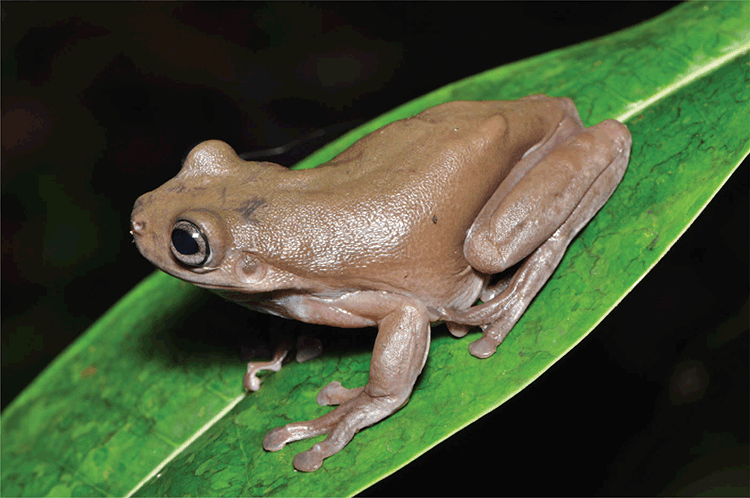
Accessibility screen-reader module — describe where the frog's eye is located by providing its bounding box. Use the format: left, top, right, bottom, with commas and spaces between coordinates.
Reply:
170, 220, 210, 267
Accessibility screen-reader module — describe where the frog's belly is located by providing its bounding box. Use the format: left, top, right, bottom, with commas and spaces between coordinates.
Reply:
214, 290, 382, 328
347, 263, 487, 314
220, 274, 486, 329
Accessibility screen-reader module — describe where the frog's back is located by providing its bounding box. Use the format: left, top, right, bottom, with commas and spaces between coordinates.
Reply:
312, 99, 568, 209
322, 101, 512, 192
253, 103, 514, 289
295, 103, 511, 224
252, 99, 570, 299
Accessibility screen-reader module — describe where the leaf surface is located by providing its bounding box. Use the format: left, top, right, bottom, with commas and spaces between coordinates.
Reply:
2, 2, 748, 497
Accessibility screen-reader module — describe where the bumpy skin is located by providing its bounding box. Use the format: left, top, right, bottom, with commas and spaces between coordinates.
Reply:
130, 95, 631, 472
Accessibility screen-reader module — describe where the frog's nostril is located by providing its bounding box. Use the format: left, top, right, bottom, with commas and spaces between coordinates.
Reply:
130, 220, 146, 235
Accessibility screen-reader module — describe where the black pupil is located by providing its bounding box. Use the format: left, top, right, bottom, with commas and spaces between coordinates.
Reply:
172, 228, 200, 255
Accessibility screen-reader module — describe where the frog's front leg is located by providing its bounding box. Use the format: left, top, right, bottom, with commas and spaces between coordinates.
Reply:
263, 300, 430, 472
243, 338, 292, 392
450, 119, 631, 357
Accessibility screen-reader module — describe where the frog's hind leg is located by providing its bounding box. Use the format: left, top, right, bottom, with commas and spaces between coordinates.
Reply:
444, 271, 512, 338
451, 119, 631, 358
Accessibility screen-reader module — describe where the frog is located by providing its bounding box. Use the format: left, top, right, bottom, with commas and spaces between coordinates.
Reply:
130, 95, 631, 472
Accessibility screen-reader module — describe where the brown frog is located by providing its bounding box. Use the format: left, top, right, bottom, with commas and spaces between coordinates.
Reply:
130, 95, 631, 472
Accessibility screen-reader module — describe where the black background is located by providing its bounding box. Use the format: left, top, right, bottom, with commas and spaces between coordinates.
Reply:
2, 2, 748, 496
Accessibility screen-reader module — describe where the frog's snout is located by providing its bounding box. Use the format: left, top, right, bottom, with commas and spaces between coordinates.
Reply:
130, 193, 152, 240
130, 219, 145, 238
129, 219, 148, 253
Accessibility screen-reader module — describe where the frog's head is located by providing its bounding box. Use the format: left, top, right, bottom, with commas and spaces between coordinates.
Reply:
130, 140, 304, 294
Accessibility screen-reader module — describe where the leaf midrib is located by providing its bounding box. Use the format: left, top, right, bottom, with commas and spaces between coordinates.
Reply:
617, 41, 750, 123
125, 394, 246, 497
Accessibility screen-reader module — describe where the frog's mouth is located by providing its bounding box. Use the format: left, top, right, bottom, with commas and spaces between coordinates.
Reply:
147, 261, 253, 293
209, 287, 272, 305
200, 286, 294, 320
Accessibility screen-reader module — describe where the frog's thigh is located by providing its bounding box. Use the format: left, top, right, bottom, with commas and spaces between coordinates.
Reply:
263, 303, 430, 472
465, 119, 631, 275
467, 120, 631, 357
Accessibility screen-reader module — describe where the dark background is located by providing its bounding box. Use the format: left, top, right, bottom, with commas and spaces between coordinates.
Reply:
2, 2, 747, 496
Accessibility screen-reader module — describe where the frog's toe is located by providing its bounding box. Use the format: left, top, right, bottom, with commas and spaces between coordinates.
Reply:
469, 336, 498, 358
469, 319, 513, 358
263, 408, 339, 452
292, 437, 352, 472
243, 371, 262, 392
262, 426, 291, 452
293, 447, 324, 472
292, 422, 366, 471
446, 321, 471, 338
292, 441, 342, 472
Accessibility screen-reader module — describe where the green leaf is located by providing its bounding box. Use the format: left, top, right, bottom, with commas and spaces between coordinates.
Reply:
3, 2, 748, 496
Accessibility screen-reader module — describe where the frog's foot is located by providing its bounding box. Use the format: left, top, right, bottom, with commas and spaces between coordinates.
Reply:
243, 339, 293, 391
448, 120, 631, 360
263, 389, 407, 472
